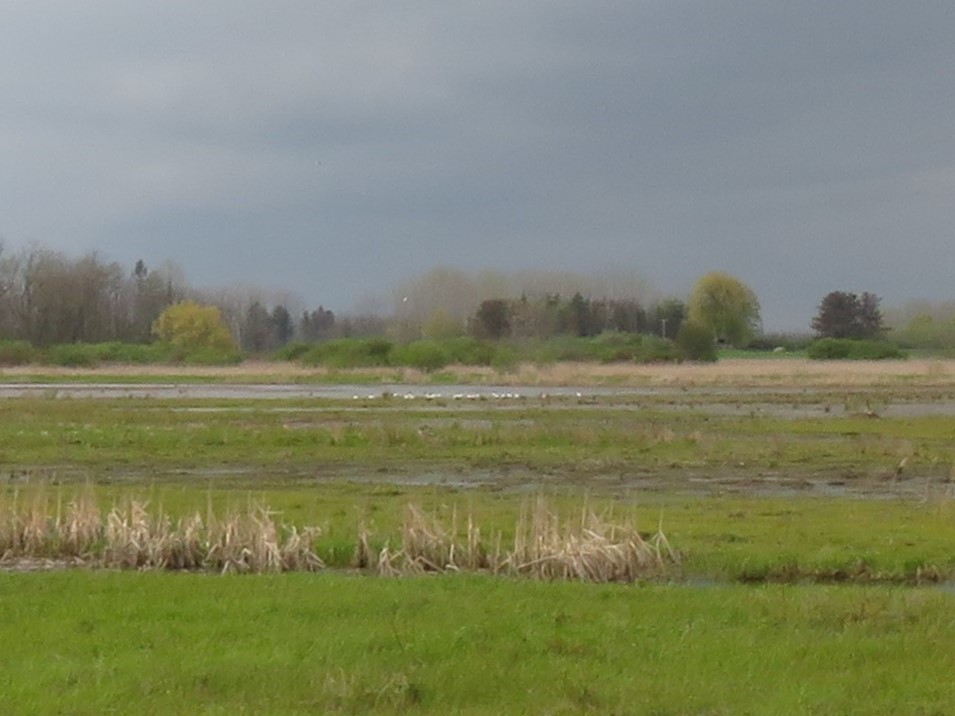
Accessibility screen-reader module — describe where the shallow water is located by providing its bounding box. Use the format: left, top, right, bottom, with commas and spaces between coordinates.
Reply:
4, 382, 955, 420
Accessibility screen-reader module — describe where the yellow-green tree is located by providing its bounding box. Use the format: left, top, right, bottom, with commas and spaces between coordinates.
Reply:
152, 301, 237, 353
687, 272, 760, 347
422, 309, 463, 340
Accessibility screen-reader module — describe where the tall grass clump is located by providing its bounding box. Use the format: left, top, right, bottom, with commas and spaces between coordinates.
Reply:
373, 499, 675, 582
101, 500, 321, 572
0, 490, 321, 573
0, 489, 102, 558
507, 499, 675, 581
0, 492, 674, 583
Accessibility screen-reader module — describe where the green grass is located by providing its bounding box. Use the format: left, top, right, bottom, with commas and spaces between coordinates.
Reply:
1, 571, 954, 715
0, 395, 950, 478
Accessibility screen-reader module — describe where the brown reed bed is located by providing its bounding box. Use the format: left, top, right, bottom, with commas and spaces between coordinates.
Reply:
0, 490, 675, 581
373, 498, 675, 582
0, 489, 323, 574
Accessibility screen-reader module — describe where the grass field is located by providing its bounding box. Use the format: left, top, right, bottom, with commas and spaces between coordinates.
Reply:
3, 359, 955, 713
2, 572, 955, 715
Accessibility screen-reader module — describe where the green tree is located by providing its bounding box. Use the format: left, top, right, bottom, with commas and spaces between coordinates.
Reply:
299, 306, 335, 341
152, 301, 237, 353
812, 291, 885, 339
242, 301, 272, 353
687, 273, 760, 347
270, 305, 294, 347
652, 298, 686, 338
472, 299, 510, 340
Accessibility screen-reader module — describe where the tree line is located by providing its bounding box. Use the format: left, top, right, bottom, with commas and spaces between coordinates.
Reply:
0, 244, 365, 352
0, 244, 706, 353
469, 294, 687, 341
0, 245, 768, 360
2, 240, 932, 361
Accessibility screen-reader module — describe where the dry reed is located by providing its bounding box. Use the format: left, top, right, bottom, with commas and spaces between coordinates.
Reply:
374, 498, 675, 582
0, 490, 323, 573
0, 490, 674, 582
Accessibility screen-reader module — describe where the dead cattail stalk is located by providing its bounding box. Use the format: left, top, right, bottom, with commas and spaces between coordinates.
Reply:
0, 490, 323, 574
0, 490, 672, 582
369, 498, 676, 582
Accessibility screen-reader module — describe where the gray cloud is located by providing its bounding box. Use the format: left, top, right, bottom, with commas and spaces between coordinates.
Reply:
1, 1, 953, 330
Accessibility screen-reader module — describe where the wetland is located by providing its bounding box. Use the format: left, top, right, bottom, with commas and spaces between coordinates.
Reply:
3, 359, 955, 714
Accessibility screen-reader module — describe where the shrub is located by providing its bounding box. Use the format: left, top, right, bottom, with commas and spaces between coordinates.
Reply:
675, 322, 718, 362
807, 338, 905, 360
444, 337, 496, 366
180, 347, 243, 366
527, 334, 680, 365
637, 336, 680, 363
530, 336, 592, 364
844, 340, 905, 360
746, 333, 813, 352
490, 345, 519, 372
592, 332, 645, 363
47, 344, 100, 368
807, 338, 852, 360
88, 342, 176, 364
0, 340, 36, 366
300, 338, 394, 368
273, 342, 312, 361
391, 341, 451, 372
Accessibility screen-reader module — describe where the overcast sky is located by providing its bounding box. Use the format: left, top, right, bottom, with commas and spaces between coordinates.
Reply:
1, 2, 952, 330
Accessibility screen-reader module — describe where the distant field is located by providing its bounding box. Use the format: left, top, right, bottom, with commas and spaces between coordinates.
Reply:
3, 356, 955, 386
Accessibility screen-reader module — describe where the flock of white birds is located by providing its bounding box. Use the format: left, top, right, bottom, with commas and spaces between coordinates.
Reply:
350, 391, 585, 401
